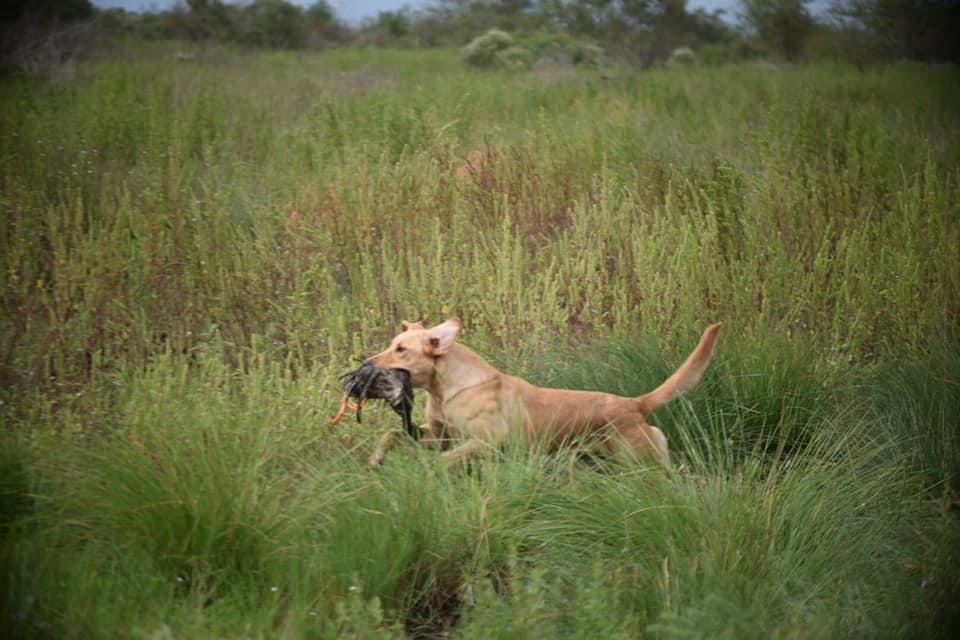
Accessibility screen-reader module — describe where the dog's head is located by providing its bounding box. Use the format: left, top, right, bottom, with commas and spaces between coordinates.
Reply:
369, 318, 461, 388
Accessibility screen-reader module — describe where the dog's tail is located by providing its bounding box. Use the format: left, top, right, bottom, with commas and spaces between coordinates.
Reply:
637, 323, 722, 417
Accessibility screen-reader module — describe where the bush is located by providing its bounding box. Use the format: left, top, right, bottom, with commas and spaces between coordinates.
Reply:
0, 18, 98, 81
801, 23, 884, 65
698, 38, 763, 65
666, 46, 697, 67
496, 45, 533, 70
461, 28, 514, 68
522, 30, 605, 67
462, 29, 605, 70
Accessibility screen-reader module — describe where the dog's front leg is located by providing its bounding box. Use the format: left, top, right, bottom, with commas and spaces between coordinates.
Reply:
368, 428, 406, 467
419, 420, 452, 451
369, 421, 449, 466
440, 438, 493, 468
419, 398, 452, 451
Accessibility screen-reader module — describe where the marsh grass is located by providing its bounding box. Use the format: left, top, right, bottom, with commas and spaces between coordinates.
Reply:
2, 43, 959, 637
865, 339, 960, 498
5, 345, 957, 638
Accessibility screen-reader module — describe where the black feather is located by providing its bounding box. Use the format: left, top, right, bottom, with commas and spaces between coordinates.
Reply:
339, 362, 417, 440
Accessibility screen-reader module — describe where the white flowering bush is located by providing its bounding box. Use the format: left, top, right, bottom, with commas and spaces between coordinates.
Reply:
461, 29, 517, 68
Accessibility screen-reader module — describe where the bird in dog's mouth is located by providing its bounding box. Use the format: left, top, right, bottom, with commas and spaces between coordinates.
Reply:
330, 361, 417, 440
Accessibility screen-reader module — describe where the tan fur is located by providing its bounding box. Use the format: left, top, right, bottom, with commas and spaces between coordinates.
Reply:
367, 319, 722, 468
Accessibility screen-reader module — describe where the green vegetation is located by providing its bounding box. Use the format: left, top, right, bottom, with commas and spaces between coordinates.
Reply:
1, 43, 959, 638
461, 29, 604, 70
6, 0, 959, 79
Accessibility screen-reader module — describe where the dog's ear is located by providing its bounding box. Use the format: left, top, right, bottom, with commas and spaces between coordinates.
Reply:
423, 318, 461, 356
401, 320, 425, 332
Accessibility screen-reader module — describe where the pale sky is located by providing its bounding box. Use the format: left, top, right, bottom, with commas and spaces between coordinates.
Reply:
91, 1, 752, 26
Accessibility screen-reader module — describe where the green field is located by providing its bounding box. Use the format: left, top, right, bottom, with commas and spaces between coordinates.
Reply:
2, 44, 959, 638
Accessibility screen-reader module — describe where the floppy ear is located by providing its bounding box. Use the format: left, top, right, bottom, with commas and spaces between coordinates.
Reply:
423, 318, 461, 357
401, 320, 425, 332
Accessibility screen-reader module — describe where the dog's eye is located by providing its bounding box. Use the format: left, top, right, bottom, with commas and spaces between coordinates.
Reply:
395, 345, 406, 353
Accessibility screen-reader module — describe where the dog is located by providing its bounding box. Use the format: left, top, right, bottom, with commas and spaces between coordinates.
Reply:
366, 318, 722, 468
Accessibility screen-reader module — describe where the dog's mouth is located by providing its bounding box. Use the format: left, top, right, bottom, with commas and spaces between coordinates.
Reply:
371, 362, 411, 380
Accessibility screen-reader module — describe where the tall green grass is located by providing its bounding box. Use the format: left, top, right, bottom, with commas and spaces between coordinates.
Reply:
3, 339, 957, 637
2, 51, 957, 392
2, 43, 958, 637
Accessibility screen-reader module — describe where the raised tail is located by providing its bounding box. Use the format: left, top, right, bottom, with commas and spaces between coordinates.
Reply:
637, 323, 722, 417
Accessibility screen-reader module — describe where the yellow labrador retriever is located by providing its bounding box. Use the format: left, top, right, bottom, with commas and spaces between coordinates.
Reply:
367, 319, 722, 468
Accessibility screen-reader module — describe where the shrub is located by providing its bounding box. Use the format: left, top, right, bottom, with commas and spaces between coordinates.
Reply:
698, 37, 763, 64
666, 46, 697, 67
524, 30, 605, 67
461, 28, 514, 68
496, 45, 533, 70
462, 29, 605, 70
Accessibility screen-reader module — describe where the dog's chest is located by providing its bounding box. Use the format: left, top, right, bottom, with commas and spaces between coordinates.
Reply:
430, 384, 523, 443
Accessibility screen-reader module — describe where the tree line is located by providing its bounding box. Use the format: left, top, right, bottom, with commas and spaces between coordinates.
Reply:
2, 0, 958, 67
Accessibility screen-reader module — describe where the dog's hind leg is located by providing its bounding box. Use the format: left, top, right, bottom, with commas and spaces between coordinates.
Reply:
604, 425, 670, 467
